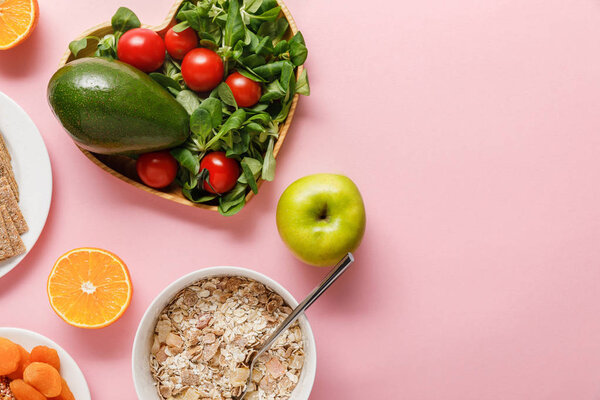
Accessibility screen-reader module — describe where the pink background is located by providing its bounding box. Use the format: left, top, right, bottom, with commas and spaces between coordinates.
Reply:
1, 0, 600, 398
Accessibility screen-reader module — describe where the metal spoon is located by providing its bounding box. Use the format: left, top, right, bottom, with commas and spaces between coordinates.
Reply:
234, 252, 355, 400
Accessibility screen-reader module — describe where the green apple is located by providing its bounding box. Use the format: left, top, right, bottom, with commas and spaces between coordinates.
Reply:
276, 173, 366, 267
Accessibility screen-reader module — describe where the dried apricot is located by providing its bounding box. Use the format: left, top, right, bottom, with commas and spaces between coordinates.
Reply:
0, 337, 21, 375
23, 362, 62, 397
7, 344, 31, 380
48, 378, 74, 400
9, 379, 46, 400
30, 346, 60, 371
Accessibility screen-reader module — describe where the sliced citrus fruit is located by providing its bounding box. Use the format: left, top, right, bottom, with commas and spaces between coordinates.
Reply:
47, 248, 133, 329
0, 0, 39, 50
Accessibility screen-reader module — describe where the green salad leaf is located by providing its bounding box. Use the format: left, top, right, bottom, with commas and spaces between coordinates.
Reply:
296, 69, 310, 96
261, 137, 276, 181
68, 36, 99, 58
224, 0, 246, 48
111, 7, 141, 37
95, 34, 118, 59
176, 90, 201, 115
149, 73, 182, 93
171, 148, 200, 175
216, 82, 238, 108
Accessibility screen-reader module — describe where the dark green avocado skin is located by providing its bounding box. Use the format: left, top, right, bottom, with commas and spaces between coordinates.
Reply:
48, 57, 190, 155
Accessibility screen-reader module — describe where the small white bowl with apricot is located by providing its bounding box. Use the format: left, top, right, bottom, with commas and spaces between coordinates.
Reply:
0, 328, 90, 400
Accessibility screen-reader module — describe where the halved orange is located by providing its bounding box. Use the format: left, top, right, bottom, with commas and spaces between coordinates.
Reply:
0, 0, 39, 50
47, 248, 133, 329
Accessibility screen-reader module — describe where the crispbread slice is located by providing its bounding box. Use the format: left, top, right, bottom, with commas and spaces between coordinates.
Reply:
0, 205, 25, 256
0, 132, 17, 199
0, 177, 27, 234
0, 131, 11, 161
0, 159, 18, 201
0, 209, 15, 261
0, 138, 18, 201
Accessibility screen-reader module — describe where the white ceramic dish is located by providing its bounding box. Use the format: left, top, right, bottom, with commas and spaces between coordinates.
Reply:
132, 267, 317, 400
0, 327, 91, 400
0, 92, 52, 278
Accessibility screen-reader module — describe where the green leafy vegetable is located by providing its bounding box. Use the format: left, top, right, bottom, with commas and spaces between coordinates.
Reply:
273, 40, 289, 56
253, 60, 287, 79
244, 0, 264, 14
296, 69, 310, 95
240, 158, 259, 193
190, 108, 213, 140
224, 0, 246, 48
173, 21, 190, 33
238, 157, 262, 183
260, 80, 285, 102
206, 108, 247, 148
289, 32, 307, 66
216, 82, 238, 108
201, 97, 224, 127
257, 18, 288, 43
218, 183, 247, 215
68, 36, 99, 58
149, 73, 182, 93
176, 90, 201, 115
251, 6, 281, 21
261, 137, 276, 181
171, 148, 199, 175
111, 7, 141, 37
94, 34, 117, 59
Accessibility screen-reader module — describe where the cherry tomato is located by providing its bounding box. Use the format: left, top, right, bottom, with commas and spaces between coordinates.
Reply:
225, 72, 262, 107
181, 48, 224, 92
200, 152, 239, 194
165, 27, 198, 60
117, 28, 166, 72
136, 151, 178, 189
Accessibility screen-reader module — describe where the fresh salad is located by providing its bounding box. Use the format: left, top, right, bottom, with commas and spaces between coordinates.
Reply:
68, 0, 309, 215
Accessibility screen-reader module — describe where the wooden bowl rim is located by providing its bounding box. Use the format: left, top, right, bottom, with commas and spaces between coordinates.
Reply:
57, 0, 302, 212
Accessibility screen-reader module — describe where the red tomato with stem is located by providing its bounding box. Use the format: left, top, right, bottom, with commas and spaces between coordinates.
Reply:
136, 151, 178, 189
181, 48, 224, 92
225, 72, 262, 107
117, 28, 166, 72
165, 27, 198, 60
200, 152, 239, 194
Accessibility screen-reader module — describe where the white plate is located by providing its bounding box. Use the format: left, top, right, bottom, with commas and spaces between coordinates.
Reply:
0, 327, 91, 400
0, 92, 52, 278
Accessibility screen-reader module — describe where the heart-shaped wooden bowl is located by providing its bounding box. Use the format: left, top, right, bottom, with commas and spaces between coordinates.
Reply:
57, 0, 302, 212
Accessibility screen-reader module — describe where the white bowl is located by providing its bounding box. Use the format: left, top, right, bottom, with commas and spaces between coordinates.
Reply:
0, 327, 91, 400
132, 267, 317, 400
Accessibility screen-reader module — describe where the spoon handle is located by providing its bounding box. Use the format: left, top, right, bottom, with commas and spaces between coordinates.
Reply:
254, 253, 354, 360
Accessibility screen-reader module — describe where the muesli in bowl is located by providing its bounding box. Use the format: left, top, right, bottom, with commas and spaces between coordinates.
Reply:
144, 274, 311, 400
